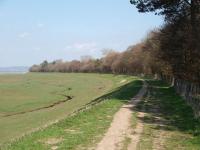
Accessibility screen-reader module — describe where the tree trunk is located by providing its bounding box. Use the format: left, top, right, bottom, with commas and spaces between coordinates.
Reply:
191, 0, 200, 40
171, 77, 175, 87
190, 0, 200, 82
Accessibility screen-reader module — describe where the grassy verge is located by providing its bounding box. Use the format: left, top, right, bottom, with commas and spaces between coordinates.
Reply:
4, 79, 142, 150
136, 79, 200, 150
121, 137, 132, 150
137, 125, 154, 150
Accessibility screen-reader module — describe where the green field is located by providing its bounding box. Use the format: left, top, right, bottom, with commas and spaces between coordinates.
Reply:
6, 76, 142, 150
0, 73, 139, 145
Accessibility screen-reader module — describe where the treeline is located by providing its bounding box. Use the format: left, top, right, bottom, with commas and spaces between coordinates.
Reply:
29, 41, 148, 75
29, 32, 164, 77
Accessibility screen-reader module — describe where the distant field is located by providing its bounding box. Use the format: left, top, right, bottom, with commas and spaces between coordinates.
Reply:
0, 73, 137, 144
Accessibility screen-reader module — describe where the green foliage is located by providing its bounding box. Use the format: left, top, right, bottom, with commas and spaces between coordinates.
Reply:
130, 0, 191, 22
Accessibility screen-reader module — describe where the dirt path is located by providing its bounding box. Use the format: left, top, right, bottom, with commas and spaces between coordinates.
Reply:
127, 111, 145, 150
95, 81, 147, 150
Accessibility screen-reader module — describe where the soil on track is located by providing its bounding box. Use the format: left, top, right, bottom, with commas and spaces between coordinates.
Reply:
95, 81, 147, 150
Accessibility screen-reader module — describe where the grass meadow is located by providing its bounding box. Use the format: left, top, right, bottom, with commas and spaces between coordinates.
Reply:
0, 73, 141, 148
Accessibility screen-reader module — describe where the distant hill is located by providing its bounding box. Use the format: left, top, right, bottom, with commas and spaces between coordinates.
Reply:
0, 66, 29, 73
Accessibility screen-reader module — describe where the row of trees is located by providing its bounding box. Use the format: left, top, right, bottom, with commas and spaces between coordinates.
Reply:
29, 41, 153, 75
29, 28, 173, 82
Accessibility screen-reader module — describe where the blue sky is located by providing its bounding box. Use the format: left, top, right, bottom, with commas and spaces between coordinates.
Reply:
0, 0, 163, 67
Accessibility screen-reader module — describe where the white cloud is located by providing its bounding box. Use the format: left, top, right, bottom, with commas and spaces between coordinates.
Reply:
65, 42, 97, 50
62, 42, 102, 59
18, 32, 30, 38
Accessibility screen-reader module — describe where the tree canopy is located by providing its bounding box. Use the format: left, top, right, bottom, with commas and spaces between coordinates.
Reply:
130, 0, 196, 21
